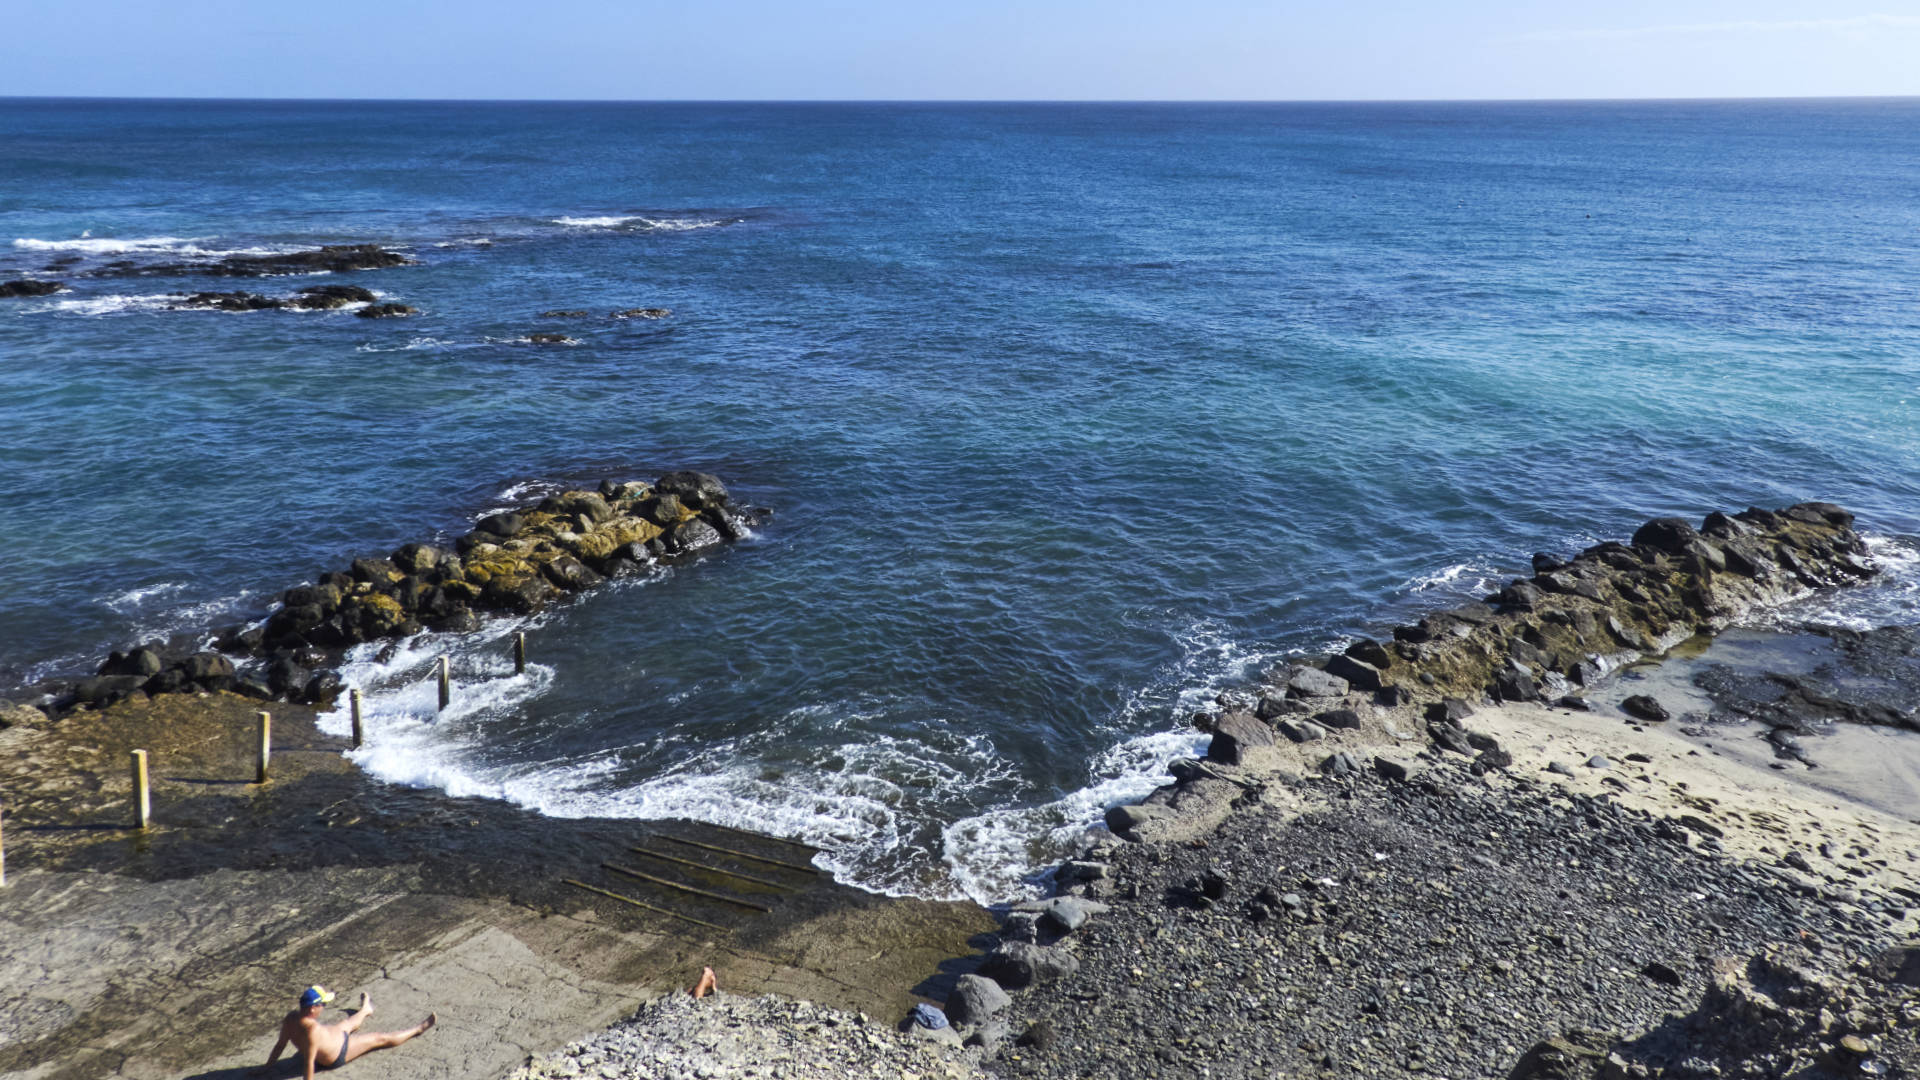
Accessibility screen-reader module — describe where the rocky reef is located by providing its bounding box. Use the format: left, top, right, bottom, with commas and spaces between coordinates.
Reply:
1274, 502, 1870, 714
0, 279, 66, 298
137, 243, 412, 278
35, 472, 753, 716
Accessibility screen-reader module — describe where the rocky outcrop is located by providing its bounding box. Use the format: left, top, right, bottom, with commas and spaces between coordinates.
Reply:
611, 307, 671, 319
524, 332, 575, 343
37, 474, 753, 714
355, 302, 416, 318
167, 285, 384, 312
1507, 942, 1919, 1079
290, 284, 378, 309
0, 279, 65, 298
1315, 503, 1872, 708
142, 244, 412, 278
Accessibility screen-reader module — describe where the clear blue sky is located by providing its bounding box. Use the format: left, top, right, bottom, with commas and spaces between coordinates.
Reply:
4, 1, 1918, 100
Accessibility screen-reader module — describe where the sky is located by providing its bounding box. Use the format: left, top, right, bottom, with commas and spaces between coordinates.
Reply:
2, 1, 1918, 101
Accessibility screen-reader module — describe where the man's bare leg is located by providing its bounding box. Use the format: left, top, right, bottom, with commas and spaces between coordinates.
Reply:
691, 967, 717, 999
338, 1014, 435, 1065
342, 993, 373, 1034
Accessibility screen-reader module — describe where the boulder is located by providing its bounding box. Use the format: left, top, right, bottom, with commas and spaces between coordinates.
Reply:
1276, 718, 1327, 743
390, 543, 449, 575
1344, 638, 1392, 669
1104, 803, 1172, 835
655, 470, 730, 510
667, 518, 724, 555
540, 491, 614, 524
1313, 707, 1363, 730
1, 279, 66, 297
1372, 755, 1416, 782
539, 554, 605, 592
179, 652, 236, 683
1035, 896, 1108, 933
1507, 1030, 1614, 1080
979, 942, 1080, 989
1632, 517, 1700, 555
1324, 653, 1384, 692
944, 974, 1010, 1028
289, 284, 378, 309
523, 331, 573, 343
1424, 698, 1474, 725
175, 291, 283, 311
355, 303, 416, 319
99, 648, 165, 678
1491, 666, 1539, 702
1207, 711, 1274, 764
474, 512, 524, 537
1286, 666, 1348, 699
1620, 694, 1670, 722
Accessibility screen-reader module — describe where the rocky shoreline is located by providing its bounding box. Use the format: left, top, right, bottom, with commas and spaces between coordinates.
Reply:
499, 501, 1919, 1080
7, 471, 755, 722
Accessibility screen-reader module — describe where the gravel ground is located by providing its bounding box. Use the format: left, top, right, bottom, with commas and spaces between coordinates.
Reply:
983, 756, 1918, 1080
509, 993, 985, 1080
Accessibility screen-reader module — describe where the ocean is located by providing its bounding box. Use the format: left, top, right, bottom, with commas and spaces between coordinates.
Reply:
3, 98, 1917, 900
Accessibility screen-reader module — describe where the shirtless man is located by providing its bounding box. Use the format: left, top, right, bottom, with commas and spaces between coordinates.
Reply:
254, 986, 435, 1078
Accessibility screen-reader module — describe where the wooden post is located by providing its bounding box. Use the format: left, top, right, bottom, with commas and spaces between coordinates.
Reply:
349, 689, 364, 750
256, 712, 271, 784
513, 632, 526, 676
437, 656, 451, 711
131, 750, 150, 829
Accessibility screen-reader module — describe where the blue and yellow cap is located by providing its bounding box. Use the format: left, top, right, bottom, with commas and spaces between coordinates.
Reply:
300, 986, 336, 1008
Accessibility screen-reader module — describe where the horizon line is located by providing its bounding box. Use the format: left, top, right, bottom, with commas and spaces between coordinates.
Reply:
3, 93, 1919, 107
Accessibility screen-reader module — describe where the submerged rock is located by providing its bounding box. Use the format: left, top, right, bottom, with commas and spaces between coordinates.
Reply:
355, 302, 416, 319
611, 307, 671, 319
290, 284, 378, 309
174, 291, 284, 311
0, 279, 65, 298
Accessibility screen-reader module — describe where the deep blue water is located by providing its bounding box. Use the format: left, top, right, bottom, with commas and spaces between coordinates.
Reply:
3, 99, 1918, 899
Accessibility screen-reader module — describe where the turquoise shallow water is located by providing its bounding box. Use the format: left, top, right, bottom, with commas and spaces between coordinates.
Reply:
3, 100, 1918, 898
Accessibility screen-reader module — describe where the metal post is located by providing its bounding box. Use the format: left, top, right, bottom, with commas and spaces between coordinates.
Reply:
350, 689, 364, 750
437, 656, 451, 711
256, 712, 271, 784
513, 632, 526, 676
131, 750, 150, 829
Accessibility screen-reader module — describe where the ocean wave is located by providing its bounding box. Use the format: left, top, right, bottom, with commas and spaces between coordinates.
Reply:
48, 293, 191, 316
103, 581, 189, 613
552, 215, 736, 231
1401, 559, 1503, 597
352, 337, 464, 353
12, 235, 296, 259
941, 618, 1285, 902
1756, 531, 1920, 631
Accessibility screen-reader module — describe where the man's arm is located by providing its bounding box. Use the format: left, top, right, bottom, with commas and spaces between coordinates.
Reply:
251, 1020, 291, 1077
303, 1041, 318, 1080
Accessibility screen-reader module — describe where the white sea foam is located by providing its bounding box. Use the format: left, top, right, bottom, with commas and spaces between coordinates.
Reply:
552, 215, 734, 231
50, 293, 185, 316
313, 611, 1287, 902
12, 235, 294, 258
353, 337, 462, 353
942, 619, 1285, 902
1403, 560, 1502, 597
103, 582, 188, 613
1757, 532, 1920, 631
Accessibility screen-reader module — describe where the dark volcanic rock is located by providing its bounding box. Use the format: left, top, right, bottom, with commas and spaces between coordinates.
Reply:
355, 302, 416, 319
0, 279, 65, 298
184, 244, 411, 277
1325, 653, 1385, 692
1632, 517, 1701, 555
1620, 694, 1671, 722
174, 291, 283, 311
523, 331, 574, 343
944, 974, 1009, 1028
290, 284, 378, 309
1207, 711, 1274, 765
